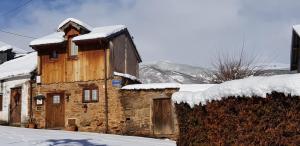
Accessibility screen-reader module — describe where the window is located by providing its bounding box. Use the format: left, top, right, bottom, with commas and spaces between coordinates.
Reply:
50, 50, 58, 59
83, 87, 98, 103
53, 95, 60, 104
70, 41, 78, 56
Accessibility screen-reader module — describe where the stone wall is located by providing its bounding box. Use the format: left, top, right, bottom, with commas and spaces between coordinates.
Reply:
32, 76, 125, 133
120, 89, 179, 139
32, 77, 179, 140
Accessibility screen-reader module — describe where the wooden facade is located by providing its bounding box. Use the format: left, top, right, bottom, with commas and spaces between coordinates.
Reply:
34, 27, 140, 84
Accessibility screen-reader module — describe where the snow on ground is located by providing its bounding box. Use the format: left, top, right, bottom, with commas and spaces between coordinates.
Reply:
172, 74, 300, 107
0, 126, 176, 146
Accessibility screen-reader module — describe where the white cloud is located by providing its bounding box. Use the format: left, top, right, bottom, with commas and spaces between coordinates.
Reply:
0, 0, 298, 67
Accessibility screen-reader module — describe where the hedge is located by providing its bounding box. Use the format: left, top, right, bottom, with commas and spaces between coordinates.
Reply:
175, 92, 300, 146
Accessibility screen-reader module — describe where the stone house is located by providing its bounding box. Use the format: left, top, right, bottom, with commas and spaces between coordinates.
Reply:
29, 18, 142, 133
28, 17, 211, 140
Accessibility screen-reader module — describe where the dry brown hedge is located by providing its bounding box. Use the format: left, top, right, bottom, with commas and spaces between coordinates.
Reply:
175, 92, 300, 146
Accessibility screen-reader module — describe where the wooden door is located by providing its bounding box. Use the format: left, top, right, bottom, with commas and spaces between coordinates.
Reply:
10, 87, 22, 125
46, 93, 65, 128
153, 98, 174, 135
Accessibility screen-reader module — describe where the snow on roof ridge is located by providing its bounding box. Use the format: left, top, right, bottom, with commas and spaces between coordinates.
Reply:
30, 32, 65, 46
172, 73, 300, 107
113, 72, 141, 82
122, 83, 181, 90
0, 41, 27, 53
73, 25, 126, 41
121, 83, 215, 91
0, 52, 37, 80
293, 25, 300, 36
57, 17, 93, 31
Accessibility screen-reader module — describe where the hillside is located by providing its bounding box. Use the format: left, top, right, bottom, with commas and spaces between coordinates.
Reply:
139, 61, 292, 84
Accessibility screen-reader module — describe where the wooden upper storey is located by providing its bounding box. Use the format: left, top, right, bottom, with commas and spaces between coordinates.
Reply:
30, 18, 142, 84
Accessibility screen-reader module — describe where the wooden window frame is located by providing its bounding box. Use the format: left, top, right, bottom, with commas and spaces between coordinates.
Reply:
82, 87, 99, 103
68, 35, 79, 59
52, 95, 61, 105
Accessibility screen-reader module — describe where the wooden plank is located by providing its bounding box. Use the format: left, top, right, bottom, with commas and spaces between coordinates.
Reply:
46, 93, 65, 128
153, 98, 173, 135
10, 88, 22, 125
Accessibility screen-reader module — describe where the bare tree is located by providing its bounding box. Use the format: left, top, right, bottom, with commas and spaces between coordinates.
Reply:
210, 49, 262, 83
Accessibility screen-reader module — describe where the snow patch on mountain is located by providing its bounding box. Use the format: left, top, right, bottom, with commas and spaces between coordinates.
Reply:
139, 61, 212, 84
139, 61, 292, 84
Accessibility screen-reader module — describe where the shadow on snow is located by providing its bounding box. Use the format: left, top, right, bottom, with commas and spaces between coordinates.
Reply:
45, 139, 106, 146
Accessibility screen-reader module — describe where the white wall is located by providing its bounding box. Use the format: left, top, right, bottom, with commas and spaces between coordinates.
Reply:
0, 78, 30, 125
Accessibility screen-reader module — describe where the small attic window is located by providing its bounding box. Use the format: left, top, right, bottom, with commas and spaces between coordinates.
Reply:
50, 50, 58, 59
70, 41, 78, 57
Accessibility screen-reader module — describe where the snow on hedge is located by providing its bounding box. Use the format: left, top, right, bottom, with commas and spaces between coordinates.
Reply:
0, 52, 37, 80
179, 84, 215, 92
58, 17, 93, 31
172, 74, 300, 107
73, 25, 126, 41
30, 32, 65, 46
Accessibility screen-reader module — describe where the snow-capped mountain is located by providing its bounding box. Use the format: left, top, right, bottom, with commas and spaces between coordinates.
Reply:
139, 61, 292, 84
139, 61, 212, 83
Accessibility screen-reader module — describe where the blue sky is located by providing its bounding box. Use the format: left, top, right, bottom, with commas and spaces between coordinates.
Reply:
0, 0, 299, 67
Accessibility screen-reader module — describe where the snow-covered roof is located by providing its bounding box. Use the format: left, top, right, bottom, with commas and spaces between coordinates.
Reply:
113, 72, 141, 82
122, 83, 181, 90
121, 83, 215, 91
0, 52, 37, 80
172, 74, 300, 107
0, 41, 27, 54
293, 25, 300, 36
73, 25, 126, 41
29, 32, 65, 46
31, 19, 127, 46
57, 18, 93, 32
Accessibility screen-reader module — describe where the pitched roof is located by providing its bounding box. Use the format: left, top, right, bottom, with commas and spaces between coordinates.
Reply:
30, 18, 142, 62
29, 32, 65, 46
0, 41, 27, 54
0, 52, 37, 80
30, 19, 128, 46
57, 18, 92, 32
73, 25, 126, 41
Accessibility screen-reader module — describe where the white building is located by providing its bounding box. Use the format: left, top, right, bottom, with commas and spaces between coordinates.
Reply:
0, 52, 37, 126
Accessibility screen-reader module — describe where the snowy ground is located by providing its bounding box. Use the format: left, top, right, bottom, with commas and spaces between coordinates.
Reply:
0, 126, 176, 146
